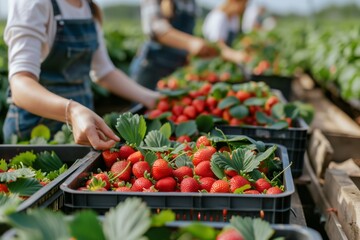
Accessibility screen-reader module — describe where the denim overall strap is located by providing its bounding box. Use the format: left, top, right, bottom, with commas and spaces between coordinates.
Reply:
3, 0, 98, 142
129, 0, 196, 90
226, 31, 238, 47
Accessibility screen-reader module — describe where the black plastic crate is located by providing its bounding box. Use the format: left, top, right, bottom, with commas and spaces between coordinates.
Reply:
216, 118, 308, 178
0, 145, 95, 212
166, 221, 322, 240
250, 74, 294, 100
61, 144, 294, 224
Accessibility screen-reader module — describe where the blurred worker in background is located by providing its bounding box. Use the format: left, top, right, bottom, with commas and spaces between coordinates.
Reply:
129, 0, 219, 91
3, 0, 160, 150
242, 2, 277, 33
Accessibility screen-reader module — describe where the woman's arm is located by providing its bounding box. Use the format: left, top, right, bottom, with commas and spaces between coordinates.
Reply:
10, 72, 120, 150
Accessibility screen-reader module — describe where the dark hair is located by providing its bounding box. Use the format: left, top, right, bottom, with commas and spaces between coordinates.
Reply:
89, 0, 103, 24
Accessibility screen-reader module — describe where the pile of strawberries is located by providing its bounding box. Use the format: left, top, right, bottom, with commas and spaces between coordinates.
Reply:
78, 136, 284, 195
147, 81, 291, 127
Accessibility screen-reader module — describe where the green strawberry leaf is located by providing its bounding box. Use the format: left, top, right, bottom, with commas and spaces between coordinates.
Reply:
143, 130, 171, 152
151, 210, 175, 227
179, 222, 217, 239
0, 159, 8, 171
195, 115, 214, 134
147, 119, 162, 132
234, 184, 252, 194
158, 88, 189, 97
218, 96, 239, 110
230, 216, 275, 240
243, 97, 266, 106
284, 104, 300, 119
46, 164, 68, 181
70, 210, 106, 240
271, 103, 285, 120
230, 105, 249, 119
174, 154, 193, 168
103, 197, 151, 240
210, 160, 226, 179
0, 168, 36, 183
144, 151, 158, 166
7, 209, 70, 240
33, 151, 64, 172
159, 122, 172, 139
116, 112, 147, 147
269, 121, 289, 130
8, 178, 43, 196
9, 151, 37, 168
0, 194, 22, 222
255, 145, 277, 163
30, 124, 51, 141
175, 121, 197, 137
255, 112, 275, 125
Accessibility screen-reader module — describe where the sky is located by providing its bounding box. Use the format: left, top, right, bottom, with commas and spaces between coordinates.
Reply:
1, 0, 360, 19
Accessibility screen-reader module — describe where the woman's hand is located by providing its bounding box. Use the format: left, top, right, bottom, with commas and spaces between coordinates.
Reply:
68, 101, 120, 150
189, 38, 219, 58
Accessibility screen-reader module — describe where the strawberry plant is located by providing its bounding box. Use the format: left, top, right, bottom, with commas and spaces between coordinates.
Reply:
78, 113, 286, 195
0, 151, 68, 200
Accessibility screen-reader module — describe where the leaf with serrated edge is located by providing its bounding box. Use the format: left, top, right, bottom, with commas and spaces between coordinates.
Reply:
116, 113, 147, 147
174, 154, 193, 168
175, 121, 197, 137
103, 198, 151, 240
255, 145, 277, 163
0, 168, 35, 183
8, 209, 70, 240
33, 151, 64, 172
70, 210, 106, 240
232, 149, 260, 173
8, 178, 43, 197
0, 194, 22, 222
144, 130, 170, 150
0, 159, 8, 171
159, 122, 172, 139
230, 216, 274, 240
9, 151, 37, 168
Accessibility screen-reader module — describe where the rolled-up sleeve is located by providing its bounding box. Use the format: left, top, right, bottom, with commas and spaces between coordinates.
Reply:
90, 22, 116, 82
141, 0, 171, 38
4, 0, 51, 79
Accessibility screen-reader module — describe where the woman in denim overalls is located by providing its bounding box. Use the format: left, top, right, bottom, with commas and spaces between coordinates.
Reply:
130, 0, 219, 91
3, 0, 159, 149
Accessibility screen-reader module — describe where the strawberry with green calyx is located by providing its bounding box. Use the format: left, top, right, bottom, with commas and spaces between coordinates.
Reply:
266, 186, 284, 194
210, 179, 230, 193
173, 166, 193, 183
195, 135, 211, 148
192, 146, 216, 166
199, 177, 216, 192
132, 161, 151, 179
127, 151, 145, 164
180, 176, 200, 192
110, 160, 132, 182
254, 178, 272, 193
118, 145, 136, 160
152, 159, 173, 181
102, 147, 120, 169
155, 177, 177, 192
87, 176, 107, 192
131, 177, 154, 192
194, 161, 216, 178
229, 175, 251, 193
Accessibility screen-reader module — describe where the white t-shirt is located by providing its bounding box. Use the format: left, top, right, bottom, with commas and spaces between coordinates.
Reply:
202, 9, 240, 43
4, 0, 115, 81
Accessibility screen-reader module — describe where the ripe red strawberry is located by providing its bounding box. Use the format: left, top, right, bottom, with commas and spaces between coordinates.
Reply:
236, 90, 252, 102
265, 96, 279, 111
195, 161, 216, 178
172, 105, 184, 116
131, 177, 153, 192
196, 136, 211, 148
181, 96, 192, 105
211, 107, 223, 117
216, 228, 244, 240
176, 115, 189, 123
102, 149, 120, 169
155, 177, 177, 192
229, 118, 243, 126
199, 177, 216, 192
180, 177, 200, 192
115, 186, 132, 192
229, 175, 250, 193
210, 180, 230, 193
192, 146, 217, 166
224, 169, 238, 177
177, 135, 191, 143
206, 96, 217, 110
244, 189, 260, 194
157, 99, 170, 112
0, 183, 9, 193
266, 186, 283, 194
254, 178, 272, 193
93, 173, 111, 190
183, 106, 197, 119
148, 109, 163, 119
173, 166, 193, 182
127, 151, 144, 164
132, 161, 151, 179
168, 78, 179, 90
152, 159, 173, 180
199, 83, 212, 95
192, 99, 205, 113
110, 160, 132, 182
118, 145, 136, 160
